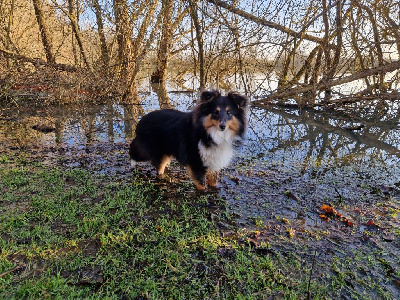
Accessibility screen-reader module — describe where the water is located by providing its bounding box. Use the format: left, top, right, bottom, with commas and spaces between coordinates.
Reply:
1, 92, 399, 221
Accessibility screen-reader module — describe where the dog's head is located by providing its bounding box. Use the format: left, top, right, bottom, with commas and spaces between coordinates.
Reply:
195, 90, 248, 137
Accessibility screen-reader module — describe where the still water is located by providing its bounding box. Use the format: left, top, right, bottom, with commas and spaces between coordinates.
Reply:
1, 92, 400, 227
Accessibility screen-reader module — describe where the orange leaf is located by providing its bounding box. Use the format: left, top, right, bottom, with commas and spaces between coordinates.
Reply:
319, 214, 330, 221
344, 219, 354, 226
321, 204, 336, 215
366, 220, 375, 226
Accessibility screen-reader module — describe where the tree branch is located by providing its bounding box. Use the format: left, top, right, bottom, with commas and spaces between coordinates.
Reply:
253, 60, 400, 104
206, 0, 325, 44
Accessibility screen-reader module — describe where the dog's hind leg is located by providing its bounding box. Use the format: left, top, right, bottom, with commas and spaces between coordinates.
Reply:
129, 139, 150, 167
156, 155, 171, 176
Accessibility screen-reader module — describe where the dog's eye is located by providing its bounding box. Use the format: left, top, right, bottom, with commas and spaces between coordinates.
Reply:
213, 110, 219, 116
226, 110, 232, 116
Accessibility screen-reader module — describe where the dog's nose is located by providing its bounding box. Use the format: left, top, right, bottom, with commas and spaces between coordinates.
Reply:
219, 124, 226, 131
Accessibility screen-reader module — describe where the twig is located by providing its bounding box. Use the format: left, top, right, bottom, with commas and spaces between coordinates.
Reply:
0, 265, 21, 278
307, 249, 317, 300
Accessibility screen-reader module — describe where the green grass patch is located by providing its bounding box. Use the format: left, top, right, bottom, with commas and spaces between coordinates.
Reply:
0, 155, 373, 299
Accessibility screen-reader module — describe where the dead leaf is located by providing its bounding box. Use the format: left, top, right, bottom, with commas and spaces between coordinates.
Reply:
321, 204, 337, 215
319, 214, 330, 221
343, 219, 354, 226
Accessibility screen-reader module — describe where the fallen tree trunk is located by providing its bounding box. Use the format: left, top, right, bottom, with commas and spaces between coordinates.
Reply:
252, 59, 400, 105
0, 48, 79, 72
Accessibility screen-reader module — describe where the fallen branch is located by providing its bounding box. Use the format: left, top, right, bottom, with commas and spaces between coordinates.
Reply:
252, 60, 400, 105
0, 48, 79, 72
0, 265, 21, 278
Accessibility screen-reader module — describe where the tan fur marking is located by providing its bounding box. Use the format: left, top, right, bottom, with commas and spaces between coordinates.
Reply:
157, 156, 171, 175
206, 170, 220, 188
186, 166, 206, 190
227, 116, 240, 135
203, 114, 220, 130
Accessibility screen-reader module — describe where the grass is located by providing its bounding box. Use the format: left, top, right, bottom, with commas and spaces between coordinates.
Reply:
0, 153, 397, 299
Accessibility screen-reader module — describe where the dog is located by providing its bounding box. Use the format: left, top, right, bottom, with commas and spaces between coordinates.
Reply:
129, 90, 248, 190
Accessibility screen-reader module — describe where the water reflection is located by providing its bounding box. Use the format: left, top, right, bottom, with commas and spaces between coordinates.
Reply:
1, 93, 399, 178
241, 105, 400, 186
1, 93, 399, 233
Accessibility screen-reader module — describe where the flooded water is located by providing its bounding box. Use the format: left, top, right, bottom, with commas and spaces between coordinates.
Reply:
1, 93, 399, 230
1, 92, 400, 297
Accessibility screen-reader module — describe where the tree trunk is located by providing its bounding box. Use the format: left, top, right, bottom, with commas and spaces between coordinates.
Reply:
350, 8, 370, 89
32, 0, 55, 63
188, 0, 205, 90
321, 0, 332, 103
114, 0, 133, 84
151, 0, 174, 85
67, 0, 78, 65
92, 0, 110, 70
66, 0, 92, 71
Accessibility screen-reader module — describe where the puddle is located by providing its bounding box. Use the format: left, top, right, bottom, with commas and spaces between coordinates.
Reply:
1, 94, 400, 218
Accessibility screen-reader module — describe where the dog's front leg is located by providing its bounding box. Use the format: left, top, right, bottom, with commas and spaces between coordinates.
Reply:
186, 166, 206, 190
206, 170, 220, 188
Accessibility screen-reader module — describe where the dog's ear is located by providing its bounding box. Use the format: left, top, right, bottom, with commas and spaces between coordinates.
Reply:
200, 90, 220, 103
228, 92, 248, 109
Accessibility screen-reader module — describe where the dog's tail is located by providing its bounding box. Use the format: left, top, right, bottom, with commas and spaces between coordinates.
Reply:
129, 139, 150, 167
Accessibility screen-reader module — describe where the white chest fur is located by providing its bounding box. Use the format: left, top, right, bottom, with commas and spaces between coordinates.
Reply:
198, 127, 235, 171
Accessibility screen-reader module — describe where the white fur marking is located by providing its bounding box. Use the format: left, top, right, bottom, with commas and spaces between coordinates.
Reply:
130, 159, 137, 167
198, 127, 235, 171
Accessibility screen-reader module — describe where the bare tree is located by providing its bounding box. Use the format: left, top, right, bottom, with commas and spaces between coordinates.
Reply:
92, 0, 109, 70
50, 0, 92, 71
32, 0, 55, 63
1, 0, 399, 111
188, 0, 205, 90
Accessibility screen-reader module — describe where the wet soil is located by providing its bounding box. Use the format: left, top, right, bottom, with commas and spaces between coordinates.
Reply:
1, 96, 400, 297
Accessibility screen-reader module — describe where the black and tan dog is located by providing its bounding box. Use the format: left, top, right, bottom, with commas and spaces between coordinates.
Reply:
129, 90, 248, 190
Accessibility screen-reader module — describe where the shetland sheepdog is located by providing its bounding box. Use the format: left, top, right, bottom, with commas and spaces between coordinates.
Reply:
129, 90, 248, 190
